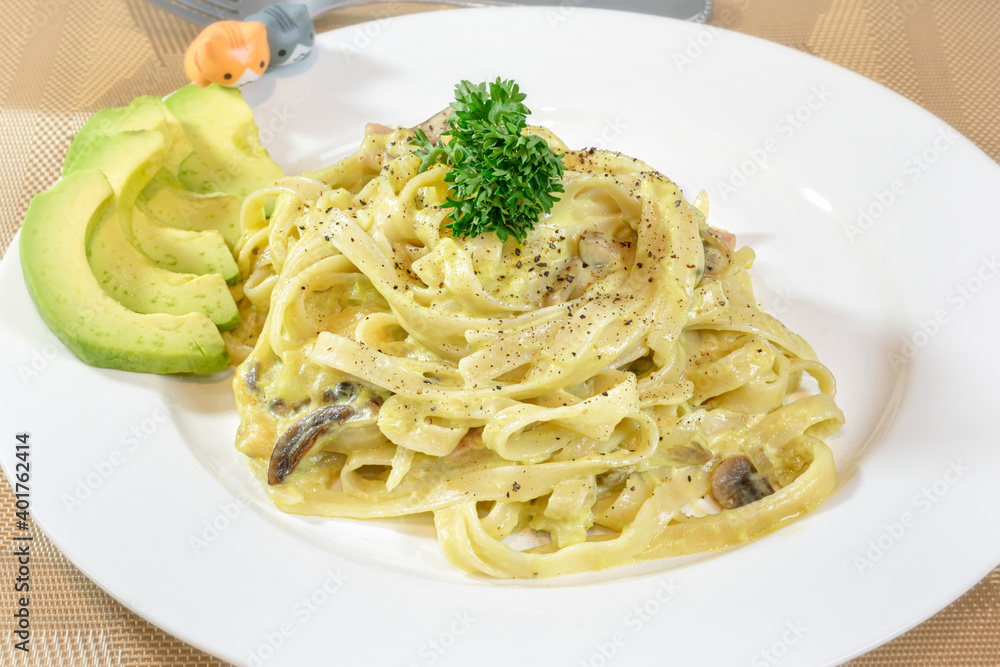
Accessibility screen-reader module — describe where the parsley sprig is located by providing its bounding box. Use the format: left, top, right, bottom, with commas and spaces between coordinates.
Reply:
412, 78, 565, 244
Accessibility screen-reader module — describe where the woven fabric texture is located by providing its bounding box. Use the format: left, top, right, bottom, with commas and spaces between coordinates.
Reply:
0, 0, 998, 664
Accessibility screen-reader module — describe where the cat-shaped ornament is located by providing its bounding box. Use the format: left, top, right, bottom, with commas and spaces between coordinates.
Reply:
184, 3, 316, 88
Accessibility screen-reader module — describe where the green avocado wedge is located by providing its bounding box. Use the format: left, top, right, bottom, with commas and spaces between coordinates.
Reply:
63, 95, 193, 176
69, 130, 239, 281
140, 170, 243, 250
66, 129, 240, 330
19, 170, 229, 374
132, 205, 239, 283
87, 199, 240, 330
165, 84, 284, 200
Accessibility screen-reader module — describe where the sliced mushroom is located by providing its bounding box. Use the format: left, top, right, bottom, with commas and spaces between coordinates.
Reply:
709, 455, 774, 509
412, 106, 453, 144
578, 232, 614, 268
270, 397, 311, 416
596, 467, 629, 490
323, 381, 357, 403
244, 361, 261, 393
665, 442, 713, 466
700, 228, 733, 280
542, 257, 583, 306
268, 405, 353, 485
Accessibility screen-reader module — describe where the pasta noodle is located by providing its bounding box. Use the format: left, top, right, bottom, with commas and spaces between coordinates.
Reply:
228, 121, 844, 578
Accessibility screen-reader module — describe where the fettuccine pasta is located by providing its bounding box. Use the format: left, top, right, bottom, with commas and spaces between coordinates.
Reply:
227, 121, 844, 578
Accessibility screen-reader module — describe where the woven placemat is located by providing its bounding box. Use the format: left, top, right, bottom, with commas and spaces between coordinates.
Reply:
1, 0, 998, 664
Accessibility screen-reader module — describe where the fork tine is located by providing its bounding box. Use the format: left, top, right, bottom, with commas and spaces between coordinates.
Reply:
145, 0, 216, 24
199, 0, 242, 10
175, 0, 240, 18
192, 0, 247, 16
149, 0, 238, 22
145, 0, 220, 24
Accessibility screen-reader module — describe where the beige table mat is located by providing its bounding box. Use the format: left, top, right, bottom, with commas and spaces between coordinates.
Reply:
1, 0, 998, 664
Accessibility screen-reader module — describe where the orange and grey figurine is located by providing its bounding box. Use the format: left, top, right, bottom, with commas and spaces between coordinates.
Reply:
184, 20, 270, 88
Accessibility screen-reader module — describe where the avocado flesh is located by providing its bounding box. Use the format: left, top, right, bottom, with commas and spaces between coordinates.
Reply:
70, 130, 239, 279
19, 170, 228, 374
165, 84, 284, 200
88, 201, 240, 330
67, 130, 240, 330
141, 170, 243, 249
132, 204, 239, 283
63, 95, 193, 176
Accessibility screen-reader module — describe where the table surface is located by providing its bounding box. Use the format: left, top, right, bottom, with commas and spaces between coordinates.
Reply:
1, 0, 998, 664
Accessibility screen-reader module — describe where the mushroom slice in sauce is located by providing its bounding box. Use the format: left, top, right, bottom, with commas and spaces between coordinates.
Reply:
244, 361, 261, 393
268, 405, 353, 485
270, 397, 311, 416
700, 228, 733, 280
323, 381, 357, 403
665, 442, 713, 467
578, 232, 614, 268
709, 455, 774, 509
412, 106, 453, 144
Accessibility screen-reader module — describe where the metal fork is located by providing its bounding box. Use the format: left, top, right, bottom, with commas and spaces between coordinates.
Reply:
149, 0, 516, 24
147, 0, 710, 25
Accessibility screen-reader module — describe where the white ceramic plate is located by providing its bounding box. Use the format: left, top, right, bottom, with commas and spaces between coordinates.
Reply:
3, 8, 1000, 666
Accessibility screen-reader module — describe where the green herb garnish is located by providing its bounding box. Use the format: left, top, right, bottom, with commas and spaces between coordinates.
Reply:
412, 78, 565, 244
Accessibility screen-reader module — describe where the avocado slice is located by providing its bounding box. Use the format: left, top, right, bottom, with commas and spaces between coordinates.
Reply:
141, 170, 243, 249
64, 96, 193, 177
70, 130, 239, 264
20, 170, 229, 374
165, 84, 284, 200
132, 204, 239, 283
66, 130, 240, 330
